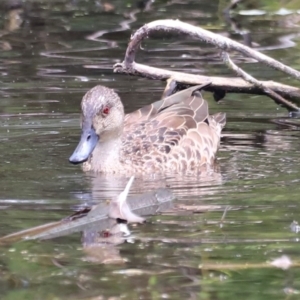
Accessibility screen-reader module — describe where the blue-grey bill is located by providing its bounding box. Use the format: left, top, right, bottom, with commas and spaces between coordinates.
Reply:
69, 127, 99, 164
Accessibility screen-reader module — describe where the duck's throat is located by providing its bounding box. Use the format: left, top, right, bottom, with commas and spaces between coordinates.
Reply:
88, 137, 122, 172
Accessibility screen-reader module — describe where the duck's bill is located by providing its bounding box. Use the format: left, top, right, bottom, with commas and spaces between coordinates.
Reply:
69, 127, 99, 164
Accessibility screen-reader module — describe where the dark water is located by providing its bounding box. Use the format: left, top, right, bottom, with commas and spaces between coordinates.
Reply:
1, 0, 300, 299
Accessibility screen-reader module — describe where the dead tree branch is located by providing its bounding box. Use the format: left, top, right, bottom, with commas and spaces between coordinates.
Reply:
113, 19, 300, 111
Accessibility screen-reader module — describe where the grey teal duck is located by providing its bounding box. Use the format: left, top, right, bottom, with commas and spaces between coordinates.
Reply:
69, 83, 226, 174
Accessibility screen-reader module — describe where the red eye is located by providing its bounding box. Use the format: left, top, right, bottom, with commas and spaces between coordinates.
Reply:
102, 106, 110, 115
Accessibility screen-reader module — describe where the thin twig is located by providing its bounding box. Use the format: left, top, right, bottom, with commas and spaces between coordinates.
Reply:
221, 51, 300, 111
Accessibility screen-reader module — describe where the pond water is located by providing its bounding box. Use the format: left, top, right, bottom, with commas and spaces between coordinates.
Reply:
1, 0, 300, 299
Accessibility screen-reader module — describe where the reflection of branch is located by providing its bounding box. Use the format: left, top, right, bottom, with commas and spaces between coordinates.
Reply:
113, 19, 300, 110
223, 0, 243, 12
223, 0, 252, 47
221, 51, 299, 111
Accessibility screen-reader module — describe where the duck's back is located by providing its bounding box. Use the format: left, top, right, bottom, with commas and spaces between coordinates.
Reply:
121, 85, 226, 172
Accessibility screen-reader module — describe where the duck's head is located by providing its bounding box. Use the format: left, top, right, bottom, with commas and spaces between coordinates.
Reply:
69, 85, 124, 164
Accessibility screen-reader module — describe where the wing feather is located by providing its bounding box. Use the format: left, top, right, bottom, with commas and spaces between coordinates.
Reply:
121, 83, 225, 170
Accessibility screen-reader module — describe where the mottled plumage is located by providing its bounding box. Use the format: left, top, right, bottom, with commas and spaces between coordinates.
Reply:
69, 84, 226, 174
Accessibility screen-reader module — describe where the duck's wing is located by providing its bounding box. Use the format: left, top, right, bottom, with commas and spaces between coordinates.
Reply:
124, 82, 211, 126
122, 83, 226, 169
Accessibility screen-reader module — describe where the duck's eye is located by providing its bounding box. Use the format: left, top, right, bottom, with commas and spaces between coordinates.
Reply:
102, 106, 110, 116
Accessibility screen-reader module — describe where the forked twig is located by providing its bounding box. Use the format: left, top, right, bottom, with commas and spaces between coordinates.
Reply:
221, 51, 300, 111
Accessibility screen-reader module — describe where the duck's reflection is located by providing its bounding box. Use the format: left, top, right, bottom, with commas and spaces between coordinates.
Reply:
85, 168, 223, 203
75, 168, 224, 264
78, 177, 174, 264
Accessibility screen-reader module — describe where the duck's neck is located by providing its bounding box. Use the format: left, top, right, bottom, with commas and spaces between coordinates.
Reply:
89, 134, 122, 173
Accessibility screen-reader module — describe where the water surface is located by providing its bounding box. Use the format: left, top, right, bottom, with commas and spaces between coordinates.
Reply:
1, 0, 300, 299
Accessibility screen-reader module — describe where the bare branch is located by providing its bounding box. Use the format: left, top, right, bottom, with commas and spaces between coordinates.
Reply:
117, 19, 300, 79
114, 60, 300, 103
113, 19, 300, 108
